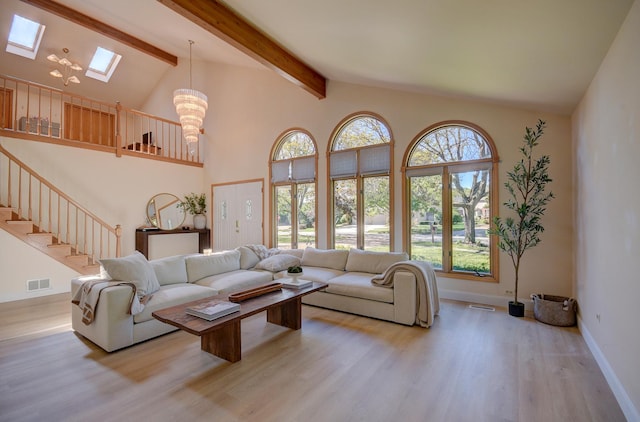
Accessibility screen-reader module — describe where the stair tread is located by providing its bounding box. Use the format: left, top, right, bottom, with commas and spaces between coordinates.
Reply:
28, 232, 53, 237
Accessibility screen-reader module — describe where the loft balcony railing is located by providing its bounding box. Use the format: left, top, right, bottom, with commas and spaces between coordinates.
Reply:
0, 74, 203, 166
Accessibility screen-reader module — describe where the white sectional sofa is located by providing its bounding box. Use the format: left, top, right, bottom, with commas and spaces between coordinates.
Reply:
71, 250, 273, 352
291, 248, 425, 326
71, 247, 438, 352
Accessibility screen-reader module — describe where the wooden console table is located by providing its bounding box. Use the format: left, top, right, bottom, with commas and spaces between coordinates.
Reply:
135, 228, 210, 259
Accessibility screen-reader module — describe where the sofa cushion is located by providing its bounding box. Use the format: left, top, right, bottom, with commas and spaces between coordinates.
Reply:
279, 248, 304, 258
133, 284, 218, 323
99, 251, 160, 297
254, 254, 301, 272
194, 269, 273, 294
301, 247, 349, 271
185, 250, 241, 283
236, 246, 260, 269
325, 272, 394, 303
345, 248, 409, 274
150, 254, 188, 286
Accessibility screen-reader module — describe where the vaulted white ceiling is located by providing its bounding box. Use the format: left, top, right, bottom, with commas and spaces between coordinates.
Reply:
0, 0, 634, 114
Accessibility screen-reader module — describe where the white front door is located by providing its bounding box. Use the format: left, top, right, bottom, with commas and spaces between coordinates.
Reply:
212, 180, 263, 251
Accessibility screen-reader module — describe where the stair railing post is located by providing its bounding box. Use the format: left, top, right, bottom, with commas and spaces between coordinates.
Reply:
115, 224, 122, 257
28, 174, 32, 222
65, 201, 71, 244
17, 164, 22, 218
7, 157, 12, 209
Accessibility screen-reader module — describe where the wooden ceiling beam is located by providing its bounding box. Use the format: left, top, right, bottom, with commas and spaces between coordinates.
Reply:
157, 0, 326, 99
20, 0, 178, 66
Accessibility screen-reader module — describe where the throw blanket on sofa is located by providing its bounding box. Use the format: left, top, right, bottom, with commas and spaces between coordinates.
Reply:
71, 280, 143, 325
371, 261, 440, 328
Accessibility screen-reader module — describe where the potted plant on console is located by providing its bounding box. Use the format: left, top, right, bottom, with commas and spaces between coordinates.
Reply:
489, 120, 554, 317
178, 193, 207, 229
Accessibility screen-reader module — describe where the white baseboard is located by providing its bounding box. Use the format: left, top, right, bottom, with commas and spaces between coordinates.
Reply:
578, 317, 639, 422
438, 289, 533, 311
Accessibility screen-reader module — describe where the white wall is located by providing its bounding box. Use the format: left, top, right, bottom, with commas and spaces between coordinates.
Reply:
0, 229, 78, 301
572, 1, 640, 419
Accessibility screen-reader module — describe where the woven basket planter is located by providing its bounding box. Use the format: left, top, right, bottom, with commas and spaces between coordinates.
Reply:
531, 294, 577, 326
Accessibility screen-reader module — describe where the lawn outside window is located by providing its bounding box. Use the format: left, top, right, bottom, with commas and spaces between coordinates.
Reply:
403, 121, 499, 281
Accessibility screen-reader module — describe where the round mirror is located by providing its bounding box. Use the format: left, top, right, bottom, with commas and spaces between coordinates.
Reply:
146, 193, 186, 230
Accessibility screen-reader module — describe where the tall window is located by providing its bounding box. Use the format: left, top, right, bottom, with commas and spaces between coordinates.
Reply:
270, 130, 317, 249
404, 121, 498, 281
329, 113, 393, 251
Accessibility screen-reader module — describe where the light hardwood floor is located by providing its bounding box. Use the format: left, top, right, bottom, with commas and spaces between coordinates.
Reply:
0, 294, 626, 422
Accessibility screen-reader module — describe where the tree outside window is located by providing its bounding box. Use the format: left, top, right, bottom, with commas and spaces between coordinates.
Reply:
329, 113, 393, 251
271, 130, 317, 249
404, 122, 498, 280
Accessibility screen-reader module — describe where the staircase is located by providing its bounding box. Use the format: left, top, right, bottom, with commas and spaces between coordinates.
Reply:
0, 206, 103, 274
0, 145, 121, 274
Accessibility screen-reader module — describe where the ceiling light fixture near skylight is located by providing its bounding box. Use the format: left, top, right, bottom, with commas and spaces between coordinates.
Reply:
6, 14, 45, 60
48, 48, 82, 86
86, 47, 122, 82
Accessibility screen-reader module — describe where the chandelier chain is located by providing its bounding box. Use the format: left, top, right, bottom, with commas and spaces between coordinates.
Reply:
189, 39, 194, 89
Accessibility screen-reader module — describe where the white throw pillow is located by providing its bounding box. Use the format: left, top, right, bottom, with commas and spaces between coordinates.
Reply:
99, 251, 160, 297
150, 254, 188, 285
254, 254, 301, 272
185, 250, 241, 283
236, 246, 260, 269
301, 247, 349, 271
245, 244, 279, 260
345, 248, 409, 274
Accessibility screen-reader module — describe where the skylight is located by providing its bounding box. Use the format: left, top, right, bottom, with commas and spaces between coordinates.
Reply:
6, 14, 45, 60
85, 47, 122, 82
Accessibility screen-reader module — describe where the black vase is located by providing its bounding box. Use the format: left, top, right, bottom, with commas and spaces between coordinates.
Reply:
508, 301, 525, 317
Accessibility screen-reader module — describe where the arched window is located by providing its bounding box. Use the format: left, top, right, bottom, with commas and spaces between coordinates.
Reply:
270, 129, 317, 249
328, 113, 393, 251
403, 121, 499, 281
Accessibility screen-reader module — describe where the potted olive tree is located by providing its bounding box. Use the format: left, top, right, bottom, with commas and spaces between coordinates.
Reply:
489, 120, 554, 317
178, 193, 207, 229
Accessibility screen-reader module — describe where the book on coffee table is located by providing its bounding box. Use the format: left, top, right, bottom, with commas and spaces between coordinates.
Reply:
281, 278, 313, 289
186, 300, 240, 321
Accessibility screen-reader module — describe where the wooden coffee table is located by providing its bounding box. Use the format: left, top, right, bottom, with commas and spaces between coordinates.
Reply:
152, 281, 327, 362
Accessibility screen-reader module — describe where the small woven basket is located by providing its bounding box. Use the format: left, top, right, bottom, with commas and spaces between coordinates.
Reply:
531, 294, 577, 326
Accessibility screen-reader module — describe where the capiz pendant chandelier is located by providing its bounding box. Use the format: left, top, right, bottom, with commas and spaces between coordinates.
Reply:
47, 48, 82, 86
174, 40, 208, 156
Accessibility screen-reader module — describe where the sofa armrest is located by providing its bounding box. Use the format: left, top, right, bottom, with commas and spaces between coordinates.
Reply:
71, 277, 135, 352
392, 270, 417, 325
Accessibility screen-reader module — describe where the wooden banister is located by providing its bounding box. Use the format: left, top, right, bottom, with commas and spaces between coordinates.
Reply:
0, 143, 121, 262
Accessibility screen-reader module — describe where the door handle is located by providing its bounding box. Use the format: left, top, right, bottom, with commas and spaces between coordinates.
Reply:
235, 220, 239, 233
